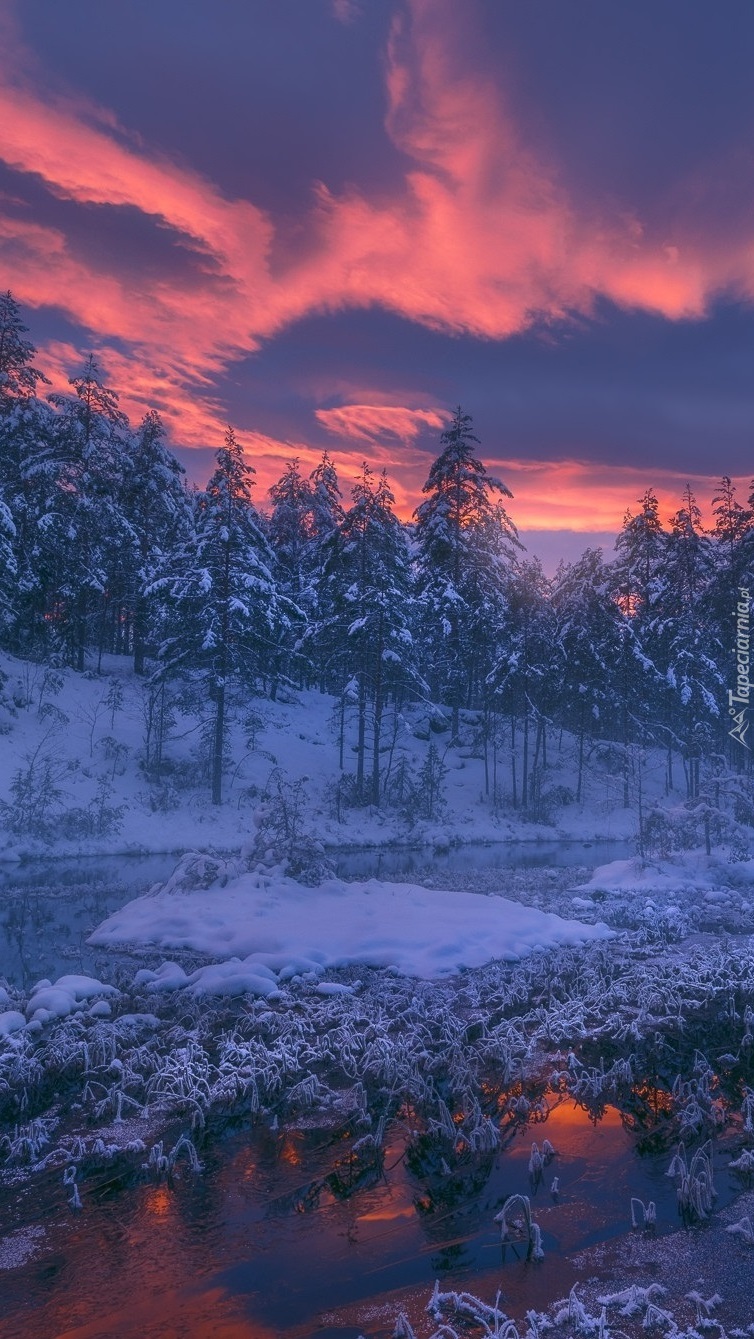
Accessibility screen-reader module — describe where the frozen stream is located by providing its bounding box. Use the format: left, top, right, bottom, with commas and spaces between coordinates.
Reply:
6, 837, 753, 1338
2, 1093, 745, 1339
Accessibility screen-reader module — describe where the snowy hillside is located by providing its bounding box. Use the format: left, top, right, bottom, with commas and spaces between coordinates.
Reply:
0, 648, 675, 860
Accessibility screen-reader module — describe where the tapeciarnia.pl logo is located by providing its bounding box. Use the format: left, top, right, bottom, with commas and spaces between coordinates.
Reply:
728, 585, 751, 749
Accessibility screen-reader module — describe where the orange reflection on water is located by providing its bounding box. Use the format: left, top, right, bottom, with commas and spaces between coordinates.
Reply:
144, 1185, 171, 1217
14, 1286, 277, 1339
279, 1133, 302, 1167
358, 1203, 415, 1224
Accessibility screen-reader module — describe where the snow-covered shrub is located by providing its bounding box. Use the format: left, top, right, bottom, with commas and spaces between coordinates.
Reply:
58, 777, 125, 838
0, 736, 74, 838
0, 1115, 56, 1164
324, 771, 361, 822
249, 770, 333, 883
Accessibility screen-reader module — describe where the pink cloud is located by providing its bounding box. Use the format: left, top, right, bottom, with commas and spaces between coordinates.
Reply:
315, 403, 448, 444
0, 0, 753, 505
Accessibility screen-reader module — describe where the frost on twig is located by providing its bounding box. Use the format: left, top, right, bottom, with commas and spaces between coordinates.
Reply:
726, 1215, 754, 1244
630, 1196, 656, 1229
494, 1193, 545, 1260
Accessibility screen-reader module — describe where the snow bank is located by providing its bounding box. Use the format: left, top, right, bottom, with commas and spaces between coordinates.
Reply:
90, 873, 613, 985
583, 852, 754, 897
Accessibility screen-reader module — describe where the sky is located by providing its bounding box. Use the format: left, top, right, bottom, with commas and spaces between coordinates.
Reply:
1, 0, 754, 571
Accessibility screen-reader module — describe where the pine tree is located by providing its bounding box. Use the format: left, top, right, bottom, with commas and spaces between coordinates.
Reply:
267, 459, 313, 686
46, 356, 133, 669
154, 426, 292, 804
306, 451, 345, 692
321, 464, 422, 802
0, 391, 58, 655
0, 292, 49, 412
489, 557, 555, 810
121, 410, 191, 673
663, 485, 721, 797
415, 406, 519, 739
309, 451, 344, 543
552, 548, 625, 803
268, 459, 313, 598
612, 488, 666, 618
0, 489, 17, 635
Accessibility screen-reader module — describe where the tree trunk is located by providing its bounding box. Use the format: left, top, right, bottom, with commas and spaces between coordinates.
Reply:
356, 669, 367, 799
212, 683, 225, 805
522, 705, 529, 811
134, 596, 146, 676
371, 610, 384, 805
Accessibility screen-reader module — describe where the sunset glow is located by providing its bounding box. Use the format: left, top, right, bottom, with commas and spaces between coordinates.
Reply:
1, 0, 752, 557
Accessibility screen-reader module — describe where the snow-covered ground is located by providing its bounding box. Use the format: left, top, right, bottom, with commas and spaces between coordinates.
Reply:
4, 651, 754, 1332
0, 649, 681, 860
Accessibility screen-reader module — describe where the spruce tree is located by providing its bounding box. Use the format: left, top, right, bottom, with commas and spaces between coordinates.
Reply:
552, 548, 625, 803
121, 410, 191, 673
414, 406, 519, 739
0, 291, 49, 412
0, 491, 17, 635
664, 485, 721, 797
154, 426, 292, 804
321, 464, 422, 802
47, 356, 132, 669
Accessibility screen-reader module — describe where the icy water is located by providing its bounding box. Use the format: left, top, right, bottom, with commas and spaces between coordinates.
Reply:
1, 1095, 737, 1339
333, 838, 633, 879
0, 854, 179, 989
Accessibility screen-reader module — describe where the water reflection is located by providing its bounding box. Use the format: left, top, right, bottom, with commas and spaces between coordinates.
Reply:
2, 1092, 732, 1339
0, 854, 178, 988
333, 839, 633, 880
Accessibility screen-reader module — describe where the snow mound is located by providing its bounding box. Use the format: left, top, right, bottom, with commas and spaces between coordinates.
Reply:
0, 1010, 26, 1036
89, 873, 613, 984
25, 973, 119, 1023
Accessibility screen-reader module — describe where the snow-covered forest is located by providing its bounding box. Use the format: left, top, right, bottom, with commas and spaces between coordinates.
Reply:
1, 290, 752, 856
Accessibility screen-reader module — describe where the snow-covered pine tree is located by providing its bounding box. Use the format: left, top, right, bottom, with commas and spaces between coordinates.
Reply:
0, 490, 17, 635
708, 475, 752, 627
663, 484, 722, 798
0, 291, 49, 412
612, 488, 666, 619
267, 458, 313, 685
0, 303, 58, 656
46, 356, 133, 669
414, 406, 520, 740
268, 459, 313, 599
153, 426, 293, 804
489, 557, 554, 811
321, 463, 422, 803
309, 451, 344, 544
610, 491, 668, 800
121, 410, 191, 674
552, 548, 625, 804
305, 452, 346, 692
